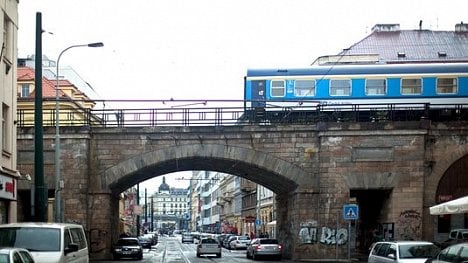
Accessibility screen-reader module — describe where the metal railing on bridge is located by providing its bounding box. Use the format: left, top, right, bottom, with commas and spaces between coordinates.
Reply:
16, 99, 468, 127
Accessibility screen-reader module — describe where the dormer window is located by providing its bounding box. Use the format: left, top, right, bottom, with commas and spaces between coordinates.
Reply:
397, 52, 406, 58
438, 51, 447, 57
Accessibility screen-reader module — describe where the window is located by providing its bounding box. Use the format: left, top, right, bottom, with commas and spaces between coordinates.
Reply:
437, 78, 457, 94
2, 103, 10, 152
330, 79, 351, 96
366, 79, 386, 95
401, 78, 422, 95
270, 80, 285, 97
20, 84, 31, 97
294, 79, 315, 97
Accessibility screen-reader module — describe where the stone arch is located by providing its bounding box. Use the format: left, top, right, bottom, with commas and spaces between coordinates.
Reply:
427, 144, 468, 203
102, 143, 302, 195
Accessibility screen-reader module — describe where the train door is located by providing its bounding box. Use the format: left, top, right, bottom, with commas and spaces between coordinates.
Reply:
251, 80, 266, 108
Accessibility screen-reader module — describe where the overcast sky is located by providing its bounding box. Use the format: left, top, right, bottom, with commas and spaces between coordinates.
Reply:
17, 0, 468, 192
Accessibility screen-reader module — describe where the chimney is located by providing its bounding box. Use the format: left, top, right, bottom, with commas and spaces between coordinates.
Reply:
455, 22, 468, 33
371, 24, 400, 32
419, 20, 423, 30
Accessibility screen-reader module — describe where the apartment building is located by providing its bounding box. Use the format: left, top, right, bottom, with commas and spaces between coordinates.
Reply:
0, 0, 19, 223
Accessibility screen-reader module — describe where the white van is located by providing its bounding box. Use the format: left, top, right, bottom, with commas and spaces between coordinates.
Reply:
0, 222, 89, 263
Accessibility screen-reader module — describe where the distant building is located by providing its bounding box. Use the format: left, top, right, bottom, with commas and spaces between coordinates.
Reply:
151, 177, 189, 233
16, 66, 98, 127
313, 22, 468, 65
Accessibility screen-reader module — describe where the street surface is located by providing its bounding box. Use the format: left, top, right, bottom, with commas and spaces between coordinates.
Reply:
96, 235, 299, 263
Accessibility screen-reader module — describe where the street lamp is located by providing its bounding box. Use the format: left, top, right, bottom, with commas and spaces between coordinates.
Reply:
54, 42, 104, 222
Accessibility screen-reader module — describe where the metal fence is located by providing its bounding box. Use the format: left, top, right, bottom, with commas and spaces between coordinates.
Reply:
16, 99, 468, 127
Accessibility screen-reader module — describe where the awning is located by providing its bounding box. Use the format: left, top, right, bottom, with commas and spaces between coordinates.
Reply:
267, 220, 276, 226
429, 196, 468, 215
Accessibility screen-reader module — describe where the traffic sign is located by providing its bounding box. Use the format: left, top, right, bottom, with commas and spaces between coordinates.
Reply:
255, 219, 262, 225
343, 204, 359, 220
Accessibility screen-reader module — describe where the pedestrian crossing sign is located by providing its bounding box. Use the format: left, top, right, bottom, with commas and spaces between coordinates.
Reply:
343, 204, 359, 220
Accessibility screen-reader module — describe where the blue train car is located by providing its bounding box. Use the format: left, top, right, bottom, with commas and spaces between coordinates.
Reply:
243, 63, 468, 122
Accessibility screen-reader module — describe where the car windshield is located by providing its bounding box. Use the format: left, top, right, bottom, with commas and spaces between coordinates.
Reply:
0, 227, 61, 252
117, 239, 139, 246
239, 236, 250, 240
398, 244, 440, 259
260, 239, 279, 244
0, 254, 8, 263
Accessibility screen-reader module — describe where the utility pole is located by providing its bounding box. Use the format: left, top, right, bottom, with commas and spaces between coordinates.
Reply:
151, 196, 154, 232
136, 184, 140, 236
34, 12, 46, 222
145, 188, 148, 233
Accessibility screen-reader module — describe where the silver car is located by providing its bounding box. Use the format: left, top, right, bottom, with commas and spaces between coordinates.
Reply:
246, 238, 283, 260
427, 242, 468, 263
196, 237, 221, 258
368, 241, 440, 263
0, 247, 35, 263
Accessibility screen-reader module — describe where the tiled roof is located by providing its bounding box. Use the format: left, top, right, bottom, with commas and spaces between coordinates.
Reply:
340, 24, 468, 63
18, 66, 71, 98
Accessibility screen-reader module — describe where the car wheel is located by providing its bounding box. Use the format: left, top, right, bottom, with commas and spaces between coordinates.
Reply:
196, 253, 201, 257
246, 251, 251, 259
252, 252, 257, 261
216, 253, 221, 258
137, 254, 143, 260
112, 254, 120, 260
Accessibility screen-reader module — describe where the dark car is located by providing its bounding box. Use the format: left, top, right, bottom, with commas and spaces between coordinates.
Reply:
138, 236, 152, 249
426, 242, 468, 263
247, 238, 283, 260
112, 237, 143, 260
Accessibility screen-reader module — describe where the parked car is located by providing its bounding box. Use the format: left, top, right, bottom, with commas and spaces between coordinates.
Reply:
138, 236, 152, 249
246, 238, 283, 260
112, 237, 143, 260
229, 235, 251, 250
437, 229, 468, 249
0, 247, 35, 263
144, 232, 158, 245
0, 222, 89, 263
196, 237, 221, 258
223, 234, 236, 248
426, 242, 468, 263
182, 233, 195, 243
368, 241, 440, 263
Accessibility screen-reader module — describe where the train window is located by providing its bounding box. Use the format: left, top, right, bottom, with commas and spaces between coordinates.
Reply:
294, 80, 315, 97
401, 78, 422, 95
330, 79, 351, 96
365, 79, 386, 95
437, 78, 458, 94
270, 80, 285, 97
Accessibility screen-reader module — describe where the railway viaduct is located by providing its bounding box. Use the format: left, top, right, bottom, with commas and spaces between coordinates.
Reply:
16, 120, 468, 260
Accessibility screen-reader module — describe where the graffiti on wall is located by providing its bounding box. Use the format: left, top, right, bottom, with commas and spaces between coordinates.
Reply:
299, 221, 348, 245
89, 228, 108, 253
397, 209, 421, 240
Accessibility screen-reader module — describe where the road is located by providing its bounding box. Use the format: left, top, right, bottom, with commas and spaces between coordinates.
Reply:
97, 235, 299, 263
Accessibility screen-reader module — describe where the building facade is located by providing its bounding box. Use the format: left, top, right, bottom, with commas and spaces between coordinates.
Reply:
150, 177, 188, 234
0, 0, 19, 224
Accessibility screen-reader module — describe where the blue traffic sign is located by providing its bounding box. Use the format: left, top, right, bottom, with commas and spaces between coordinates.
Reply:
343, 204, 359, 220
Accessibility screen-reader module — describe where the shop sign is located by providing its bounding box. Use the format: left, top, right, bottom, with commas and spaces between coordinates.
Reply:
0, 174, 16, 200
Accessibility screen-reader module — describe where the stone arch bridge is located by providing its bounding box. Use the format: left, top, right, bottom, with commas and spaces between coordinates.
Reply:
16, 120, 468, 260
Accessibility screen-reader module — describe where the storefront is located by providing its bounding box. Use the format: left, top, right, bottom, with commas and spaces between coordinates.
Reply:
0, 173, 17, 223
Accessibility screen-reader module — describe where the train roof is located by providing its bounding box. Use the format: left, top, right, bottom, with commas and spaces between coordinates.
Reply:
246, 62, 468, 77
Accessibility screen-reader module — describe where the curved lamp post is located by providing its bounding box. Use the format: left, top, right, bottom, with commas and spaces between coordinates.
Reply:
55, 42, 104, 222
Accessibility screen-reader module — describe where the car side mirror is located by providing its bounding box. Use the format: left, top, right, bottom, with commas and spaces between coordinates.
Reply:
64, 243, 79, 255
388, 253, 396, 260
